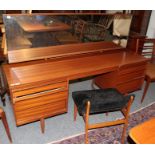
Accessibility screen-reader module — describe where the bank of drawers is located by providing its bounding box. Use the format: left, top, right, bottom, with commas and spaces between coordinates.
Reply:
116, 63, 146, 93
11, 80, 68, 126
94, 62, 146, 94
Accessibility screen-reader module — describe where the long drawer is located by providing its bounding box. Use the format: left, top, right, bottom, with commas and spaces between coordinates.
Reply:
14, 91, 68, 111
118, 63, 146, 75
15, 99, 67, 126
117, 69, 145, 85
116, 78, 144, 94
12, 81, 68, 102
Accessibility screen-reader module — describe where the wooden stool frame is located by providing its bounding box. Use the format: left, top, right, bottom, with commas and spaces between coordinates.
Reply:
74, 96, 134, 144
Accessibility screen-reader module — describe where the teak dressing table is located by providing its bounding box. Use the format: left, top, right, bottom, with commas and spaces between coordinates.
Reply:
2, 14, 148, 132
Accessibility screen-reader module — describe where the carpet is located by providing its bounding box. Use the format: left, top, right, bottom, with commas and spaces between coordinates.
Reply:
53, 102, 155, 144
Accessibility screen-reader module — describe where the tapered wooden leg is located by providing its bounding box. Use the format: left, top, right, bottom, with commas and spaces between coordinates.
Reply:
1, 111, 12, 143
40, 118, 45, 133
121, 121, 128, 144
91, 80, 95, 90
121, 96, 134, 144
85, 101, 90, 144
85, 122, 89, 144
141, 78, 151, 103
74, 104, 77, 121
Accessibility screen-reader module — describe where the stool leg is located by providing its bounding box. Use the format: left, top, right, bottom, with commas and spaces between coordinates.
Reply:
74, 104, 77, 121
85, 101, 90, 144
40, 118, 45, 133
1, 111, 12, 143
121, 121, 128, 144
85, 115, 89, 144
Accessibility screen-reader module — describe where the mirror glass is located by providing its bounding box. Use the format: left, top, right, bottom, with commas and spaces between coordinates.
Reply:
3, 14, 132, 51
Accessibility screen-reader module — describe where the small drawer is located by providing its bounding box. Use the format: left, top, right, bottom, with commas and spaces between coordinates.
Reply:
15, 99, 67, 126
116, 78, 144, 94
119, 64, 146, 75
117, 69, 145, 84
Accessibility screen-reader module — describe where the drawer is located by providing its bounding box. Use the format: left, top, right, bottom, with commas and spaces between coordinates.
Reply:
14, 91, 68, 111
119, 64, 146, 75
15, 99, 67, 126
116, 78, 144, 94
117, 69, 145, 84
12, 81, 68, 102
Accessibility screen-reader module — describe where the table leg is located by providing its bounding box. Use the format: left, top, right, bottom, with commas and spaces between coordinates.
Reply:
40, 118, 45, 133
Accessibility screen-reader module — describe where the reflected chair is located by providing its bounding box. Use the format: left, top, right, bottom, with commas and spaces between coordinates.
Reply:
0, 107, 12, 143
83, 15, 114, 42
72, 88, 134, 144
112, 14, 132, 47
56, 19, 86, 44
136, 38, 155, 103
0, 24, 7, 55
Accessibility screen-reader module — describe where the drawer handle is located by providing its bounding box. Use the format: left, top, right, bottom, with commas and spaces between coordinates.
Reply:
14, 87, 66, 102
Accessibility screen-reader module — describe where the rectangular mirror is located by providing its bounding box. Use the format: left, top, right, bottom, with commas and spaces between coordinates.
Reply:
3, 13, 132, 63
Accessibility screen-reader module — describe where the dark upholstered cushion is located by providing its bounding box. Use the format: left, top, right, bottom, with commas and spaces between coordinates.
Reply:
72, 88, 134, 116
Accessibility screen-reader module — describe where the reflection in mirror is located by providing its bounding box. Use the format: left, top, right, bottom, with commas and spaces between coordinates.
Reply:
3, 14, 132, 51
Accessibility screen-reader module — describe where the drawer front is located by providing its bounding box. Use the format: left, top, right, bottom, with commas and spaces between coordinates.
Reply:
119, 64, 146, 75
116, 78, 144, 94
12, 81, 67, 102
117, 69, 145, 84
14, 91, 68, 111
15, 99, 67, 126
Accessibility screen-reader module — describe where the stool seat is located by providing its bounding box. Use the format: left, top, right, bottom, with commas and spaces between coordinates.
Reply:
72, 88, 131, 115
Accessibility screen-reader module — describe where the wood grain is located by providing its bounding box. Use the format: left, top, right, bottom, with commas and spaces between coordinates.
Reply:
3, 49, 148, 127
129, 117, 155, 144
8, 41, 123, 63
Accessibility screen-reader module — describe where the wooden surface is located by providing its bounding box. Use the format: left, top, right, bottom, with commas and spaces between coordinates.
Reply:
8, 41, 123, 63
94, 60, 147, 94
3, 49, 147, 126
16, 18, 71, 32
4, 51, 146, 88
129, 117, 155, 144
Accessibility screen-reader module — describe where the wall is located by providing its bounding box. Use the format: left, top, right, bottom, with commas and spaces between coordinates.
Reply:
146, 10, 155, 38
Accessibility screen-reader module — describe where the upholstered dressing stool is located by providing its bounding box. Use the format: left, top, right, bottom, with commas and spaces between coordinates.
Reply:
72, 88, 134, 144
0, 107, 12, 143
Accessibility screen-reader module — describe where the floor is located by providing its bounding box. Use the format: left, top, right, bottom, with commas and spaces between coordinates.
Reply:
0, 79, 155, 144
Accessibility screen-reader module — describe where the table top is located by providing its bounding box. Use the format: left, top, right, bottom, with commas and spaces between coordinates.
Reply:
129, 117, 155, 144
3, 50, 147, 90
